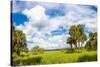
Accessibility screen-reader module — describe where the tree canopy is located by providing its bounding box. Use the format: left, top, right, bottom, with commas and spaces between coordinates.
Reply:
67, 24, 87, 48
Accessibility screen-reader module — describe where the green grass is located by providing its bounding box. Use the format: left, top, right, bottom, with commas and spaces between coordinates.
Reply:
40, 50, 97, 64
12, 50, 97, 66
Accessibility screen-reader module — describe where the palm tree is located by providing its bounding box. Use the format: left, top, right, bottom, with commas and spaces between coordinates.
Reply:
67, 24, 87, 48
67, 37, 73, 48
12, 26, 27, 55
80, 34, 87, 47
69, 25, 78, 48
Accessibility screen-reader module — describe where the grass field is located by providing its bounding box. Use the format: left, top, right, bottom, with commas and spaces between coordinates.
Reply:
12, 49, 97, 66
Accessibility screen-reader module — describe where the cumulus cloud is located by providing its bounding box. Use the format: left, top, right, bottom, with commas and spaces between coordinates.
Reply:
14, 2, 97, 50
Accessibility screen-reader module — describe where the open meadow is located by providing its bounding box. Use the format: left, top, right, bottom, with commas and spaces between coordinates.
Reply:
12, 49, 97, 65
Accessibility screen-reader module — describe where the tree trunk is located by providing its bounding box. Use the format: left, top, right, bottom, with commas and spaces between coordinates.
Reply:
70, 44, 73, 48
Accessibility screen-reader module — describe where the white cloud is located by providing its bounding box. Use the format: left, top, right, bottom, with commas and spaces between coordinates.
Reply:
23, 5, 48, 21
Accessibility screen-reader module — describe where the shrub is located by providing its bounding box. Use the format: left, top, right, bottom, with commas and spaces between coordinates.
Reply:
13, 56, 42, 66
32, 48, 44, 54
77, 54, 97, 62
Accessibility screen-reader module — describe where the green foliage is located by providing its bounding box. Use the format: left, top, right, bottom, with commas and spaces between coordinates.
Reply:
85, 32, 97, 50
67, 24, 97, 51
67, 24, 87, 48
89, 32, 97, 40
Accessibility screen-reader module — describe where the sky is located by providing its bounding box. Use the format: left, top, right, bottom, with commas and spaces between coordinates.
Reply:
12, 1, 97, 50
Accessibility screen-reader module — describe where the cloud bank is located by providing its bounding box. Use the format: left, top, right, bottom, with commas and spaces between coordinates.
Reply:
12, 1, 97, 50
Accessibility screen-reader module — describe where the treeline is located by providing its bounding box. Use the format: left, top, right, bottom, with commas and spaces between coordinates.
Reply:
12, 24, 97, 56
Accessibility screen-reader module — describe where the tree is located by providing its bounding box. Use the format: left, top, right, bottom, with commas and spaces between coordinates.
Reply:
80, 34, 87, 47
89, 32, 97, 40
68, 25, 78, 48
12, 26, 27, 55
67, 37, 76, 48
76, 24, 87, 48
85, 40, 91, 49
85, 32, 97, 50
67, 37, 73, 48
67, 24, 87, 48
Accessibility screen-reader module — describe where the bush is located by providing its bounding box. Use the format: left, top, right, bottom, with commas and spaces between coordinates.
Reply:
13, 56, 42, 66
32, 48, 44, 54
77, 54, 97, 62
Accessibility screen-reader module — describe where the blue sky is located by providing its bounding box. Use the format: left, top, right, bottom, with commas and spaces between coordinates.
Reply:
12, 1, 97, 50
51, 26, 67, 36
12, 12, 29, 25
